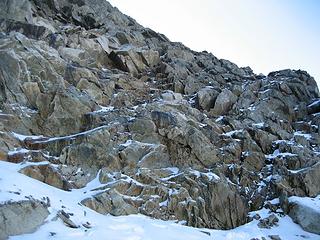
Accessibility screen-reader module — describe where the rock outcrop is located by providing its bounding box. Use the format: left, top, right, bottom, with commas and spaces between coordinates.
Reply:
0, 0, 319, 237
288, 197, 320, 234
0, 199, 49, 239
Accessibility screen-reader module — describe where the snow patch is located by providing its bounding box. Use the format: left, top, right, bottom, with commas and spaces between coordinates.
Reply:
265, 149, 297, 159
11, 132, 45, 141
222, 129, 243, 137
215, 116, 224, 122
252, 122, 265, 128
93, 105, 114, 113
294, 131, 312, 140
307, 99, 320, 108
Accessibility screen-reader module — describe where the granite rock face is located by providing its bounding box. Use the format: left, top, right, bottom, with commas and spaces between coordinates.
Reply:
0, 199, 49, 239
0, 0, 319, 237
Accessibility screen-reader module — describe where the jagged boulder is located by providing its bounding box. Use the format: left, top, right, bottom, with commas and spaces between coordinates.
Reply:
109, 46, 160, 75
211, 89, 237, 115
0, 199, 49, 239
81, 189, 139, 216
19, 164, 73, 191
119, 140, 171, 170
0, 0, 33, 23
82, 168, 247, 230
196, 87, 219, 111
288, 162, 320, 197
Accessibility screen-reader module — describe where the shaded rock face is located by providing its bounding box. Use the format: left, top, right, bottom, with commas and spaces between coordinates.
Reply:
0, 200, 49, 240
81, 169, 247, 229
0, 0, 319, 235
19, 164, 73, 191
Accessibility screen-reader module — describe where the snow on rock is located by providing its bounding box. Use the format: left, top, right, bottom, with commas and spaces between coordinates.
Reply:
222, 129, 243, 137
289, 196, 320, 214
308, 99, 320, 108
189, 169, 220, 181
93, 105, 115, 113
288, 196, 320, 234
265, 149, 297, 160
0, 0, 320, 239
294, 131, 312, 140
252, 122, 265, 128
0, 161, 319, 240
11, 132, 45, 142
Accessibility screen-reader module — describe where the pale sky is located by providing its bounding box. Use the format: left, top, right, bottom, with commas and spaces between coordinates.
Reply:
108, 0, 320, 86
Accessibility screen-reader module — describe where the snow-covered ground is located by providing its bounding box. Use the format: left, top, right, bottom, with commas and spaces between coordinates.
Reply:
0, 160, 319, 240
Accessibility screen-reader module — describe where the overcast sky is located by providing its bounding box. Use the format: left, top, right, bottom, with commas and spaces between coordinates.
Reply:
108, 0, 320, 86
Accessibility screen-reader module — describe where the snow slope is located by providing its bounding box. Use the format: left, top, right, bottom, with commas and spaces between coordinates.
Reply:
0, 160, 319, 240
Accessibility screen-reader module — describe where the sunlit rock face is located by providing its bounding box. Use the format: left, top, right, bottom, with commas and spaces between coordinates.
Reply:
0, 0, 319, 237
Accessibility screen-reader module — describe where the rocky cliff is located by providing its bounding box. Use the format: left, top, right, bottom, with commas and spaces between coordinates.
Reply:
0, 0, 320, 239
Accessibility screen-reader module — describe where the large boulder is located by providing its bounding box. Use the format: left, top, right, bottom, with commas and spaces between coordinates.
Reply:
19, 164, 72, 191
0, 0, 33, 23
211, 89, 237, 115
196, 87, 219, 111
81, 189, 139, 216
0, 199, 49, 239
109, 46, 160, 75
288, 196, 320, 234
119, 140, 171, 170
288, 162, 320, 197
0, 19, 49, 40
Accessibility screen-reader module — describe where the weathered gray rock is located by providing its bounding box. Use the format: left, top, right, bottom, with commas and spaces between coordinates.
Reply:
288, 162, 320, 197
0, 200, 49, 239
196, 87, 219, 111
19, 164, 72, 191
57, 210, 79, 229
0, 19, 49, 40
288, 199, 320, 234
0, 0, 33, 23
81, 189, 139, 216
109, 46, 160, 75
212, 89, 237, 115
0, 0, 319, 235
258, 214, 279, 229
119, 140, 171, 169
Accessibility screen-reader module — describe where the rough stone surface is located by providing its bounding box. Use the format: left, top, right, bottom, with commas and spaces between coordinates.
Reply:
0, 200, 49, 239
0, 0, 319, 236
19, 164, 72, 191
288, 201, 320, 234
212, 89, 237, 115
